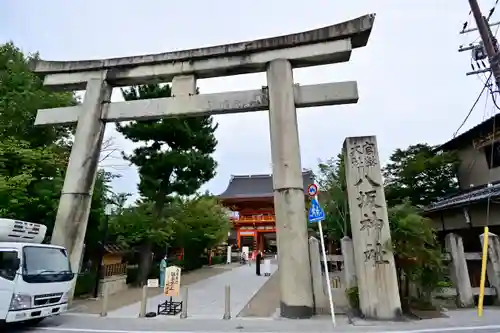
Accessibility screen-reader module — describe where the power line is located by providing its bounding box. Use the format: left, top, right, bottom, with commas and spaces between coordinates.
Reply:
454, 73, 492, 137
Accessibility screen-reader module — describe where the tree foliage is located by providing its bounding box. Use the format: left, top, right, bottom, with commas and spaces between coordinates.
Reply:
114, 83, 219, 284
109, 195, 230, 278
0, 42, 73, 232
315, 154, 350, 241
0, 42, 74, 147
383, 144, 460, 208
117, 84, 218, 206
388, 200, 445, 307
0, 42, 117, 260
109, 200, 174, 248
170, 196, 230, 251
0, 138, 66, 231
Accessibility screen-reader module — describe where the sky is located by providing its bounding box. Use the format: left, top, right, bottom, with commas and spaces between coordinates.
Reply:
2, 0, 497, 203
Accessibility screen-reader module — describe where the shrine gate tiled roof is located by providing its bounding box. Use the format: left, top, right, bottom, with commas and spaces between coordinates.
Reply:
425, 182, 500, 213
217, 170, 314, 199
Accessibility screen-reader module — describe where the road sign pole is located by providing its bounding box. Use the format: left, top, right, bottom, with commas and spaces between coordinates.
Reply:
315, 195, 336, 327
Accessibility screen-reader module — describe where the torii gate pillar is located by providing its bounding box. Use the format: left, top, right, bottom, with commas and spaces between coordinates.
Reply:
267, 59, 314, 316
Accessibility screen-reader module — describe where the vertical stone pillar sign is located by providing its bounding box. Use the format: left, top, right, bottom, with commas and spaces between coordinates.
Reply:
344, 136, 401, 319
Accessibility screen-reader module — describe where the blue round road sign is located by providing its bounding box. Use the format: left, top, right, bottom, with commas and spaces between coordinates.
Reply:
307, 184, 318, 197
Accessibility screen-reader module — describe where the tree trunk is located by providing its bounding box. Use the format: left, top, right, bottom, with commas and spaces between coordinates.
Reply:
396, 261, 410, 312
396, 266, 404, 304
137, 241, 153, 286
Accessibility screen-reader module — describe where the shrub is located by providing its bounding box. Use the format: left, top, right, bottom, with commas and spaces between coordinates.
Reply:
126, 267, 139, 285
346, 286, 360, 310
211, 255, 224, 265
74, 272, 97, 297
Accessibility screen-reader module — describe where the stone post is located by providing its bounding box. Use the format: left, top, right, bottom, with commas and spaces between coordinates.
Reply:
309, 236, 328, 314
480, 232, 500, 303
267, 59, 313, 318
341, 236, 357, 289
445, 233, 474, 307
51, 77, 111, 302
343, 136, 401, 319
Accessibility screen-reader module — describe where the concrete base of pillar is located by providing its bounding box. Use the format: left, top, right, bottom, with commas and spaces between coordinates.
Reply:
280, 302, 313, 319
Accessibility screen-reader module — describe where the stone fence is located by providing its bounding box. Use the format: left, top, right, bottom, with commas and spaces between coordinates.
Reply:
98, 263, 128, 297
443, 232, 500, 307
308, 232, 500, 314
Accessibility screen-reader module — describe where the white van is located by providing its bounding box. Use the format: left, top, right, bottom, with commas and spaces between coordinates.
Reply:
0, 218, 73, 326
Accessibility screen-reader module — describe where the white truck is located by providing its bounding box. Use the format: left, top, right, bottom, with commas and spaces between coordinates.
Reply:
0, 218, 73, 326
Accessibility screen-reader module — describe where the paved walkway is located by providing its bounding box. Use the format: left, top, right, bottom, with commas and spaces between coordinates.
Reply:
108, 262, 278, 319
70, 263, 239, 315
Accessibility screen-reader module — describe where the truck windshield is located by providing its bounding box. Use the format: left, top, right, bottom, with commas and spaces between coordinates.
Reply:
22, 246, 73, 283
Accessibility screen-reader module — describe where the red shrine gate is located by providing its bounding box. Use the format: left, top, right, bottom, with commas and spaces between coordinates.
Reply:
217, 171, 313, 253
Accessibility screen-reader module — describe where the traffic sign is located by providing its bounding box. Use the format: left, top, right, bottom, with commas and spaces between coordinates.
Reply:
308, 198, 325, 223
307, 183, 318, 197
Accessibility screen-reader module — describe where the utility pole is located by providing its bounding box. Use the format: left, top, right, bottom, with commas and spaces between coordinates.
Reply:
468, 0, 500, 88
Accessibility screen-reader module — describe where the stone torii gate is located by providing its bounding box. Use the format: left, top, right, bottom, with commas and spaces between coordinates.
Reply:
32, 14, 375, 318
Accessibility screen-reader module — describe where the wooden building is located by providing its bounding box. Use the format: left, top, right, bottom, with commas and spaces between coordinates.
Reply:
425, 115, 500, 295
425, 114, 500, 242
217, 171, 314, 253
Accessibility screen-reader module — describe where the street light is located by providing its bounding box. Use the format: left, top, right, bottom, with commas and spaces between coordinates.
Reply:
93, 203, 114, 298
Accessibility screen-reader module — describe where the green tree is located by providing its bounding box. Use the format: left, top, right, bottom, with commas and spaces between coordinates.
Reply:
315, 154, 350, 243
0, 138, 66, 230
115, 83, 218, 284
170, 196, 230, 270
383, 144, 460, 207
109, 200, 174, 253
84, 170, 124, 260
0, 42, 116, 264
0, 42, 75, 147
0, 42, 74, 231
388, 200, 445, 309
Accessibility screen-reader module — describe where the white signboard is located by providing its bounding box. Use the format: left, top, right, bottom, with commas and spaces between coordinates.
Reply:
164, 265, 182, 297
147, 279, 159, 288
242, 246, 249, 257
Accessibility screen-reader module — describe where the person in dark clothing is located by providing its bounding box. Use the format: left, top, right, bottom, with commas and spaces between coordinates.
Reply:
256, 251, 262, 276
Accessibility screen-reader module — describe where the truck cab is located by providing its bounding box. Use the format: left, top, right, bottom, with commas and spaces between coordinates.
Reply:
0, 218, 73, 325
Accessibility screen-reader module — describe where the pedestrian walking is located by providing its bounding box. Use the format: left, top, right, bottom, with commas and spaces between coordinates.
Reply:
256, 250, 262, 276
159, 255, 168, 288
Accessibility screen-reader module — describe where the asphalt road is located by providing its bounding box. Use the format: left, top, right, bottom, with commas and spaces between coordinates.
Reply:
7, 309, 500, 333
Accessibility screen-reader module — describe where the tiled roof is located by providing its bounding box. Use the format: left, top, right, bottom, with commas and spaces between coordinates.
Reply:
217, 170, 314, 199
425, 182, 500, 213
103, 244, 128, 254
437, 114, 500, 151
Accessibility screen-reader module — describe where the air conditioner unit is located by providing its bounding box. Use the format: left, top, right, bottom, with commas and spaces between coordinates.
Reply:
0, 218, 46, 244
